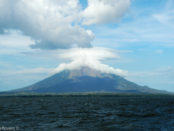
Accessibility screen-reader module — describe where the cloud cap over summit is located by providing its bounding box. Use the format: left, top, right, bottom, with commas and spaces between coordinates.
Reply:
54, 47, 128, 76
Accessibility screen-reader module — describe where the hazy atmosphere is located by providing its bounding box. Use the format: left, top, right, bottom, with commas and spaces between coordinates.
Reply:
0, 0, 174, 92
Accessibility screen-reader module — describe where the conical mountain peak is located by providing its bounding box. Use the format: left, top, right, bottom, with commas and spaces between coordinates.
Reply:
65, 66, 109, 78
11, 66, 166, 94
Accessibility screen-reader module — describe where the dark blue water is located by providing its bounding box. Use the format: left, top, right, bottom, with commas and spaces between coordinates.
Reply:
0, 95, 174, 131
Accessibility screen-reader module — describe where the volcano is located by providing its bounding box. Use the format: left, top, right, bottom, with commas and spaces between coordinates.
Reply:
12, 66, 164, 94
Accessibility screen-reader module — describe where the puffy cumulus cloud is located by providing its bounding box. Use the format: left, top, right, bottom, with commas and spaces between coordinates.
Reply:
82, 0, 130, 25
0, 30, 35, 54
0, 0, 94, 49
0, 0, 131, 49
54, 47, 128, 76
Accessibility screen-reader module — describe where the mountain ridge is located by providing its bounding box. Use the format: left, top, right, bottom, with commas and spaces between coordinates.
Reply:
11, 66, 166, 94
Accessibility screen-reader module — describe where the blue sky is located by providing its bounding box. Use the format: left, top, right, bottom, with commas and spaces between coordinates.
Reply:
0, 0, 174, 92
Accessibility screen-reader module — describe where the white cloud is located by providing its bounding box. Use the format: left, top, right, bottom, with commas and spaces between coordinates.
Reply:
153, 11, 174, 29
155, 49, 163, 54
54, 47, 128, 76
0, 0, 94, 49
82, 0, 130, 25
0, 67, 53, 75
0, 0, 131, 50
0, 30, 35, 54
90, 11, 174, 47
0, 67, 53, 91
126, 67, 174, 91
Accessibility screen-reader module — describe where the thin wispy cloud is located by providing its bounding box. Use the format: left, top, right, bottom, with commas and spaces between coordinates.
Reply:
127, 67, 174, 91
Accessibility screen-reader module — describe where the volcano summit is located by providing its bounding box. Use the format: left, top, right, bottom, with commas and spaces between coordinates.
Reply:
12, 66, 164, 94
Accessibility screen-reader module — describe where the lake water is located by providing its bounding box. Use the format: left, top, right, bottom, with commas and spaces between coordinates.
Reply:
0, 95, 174, 131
